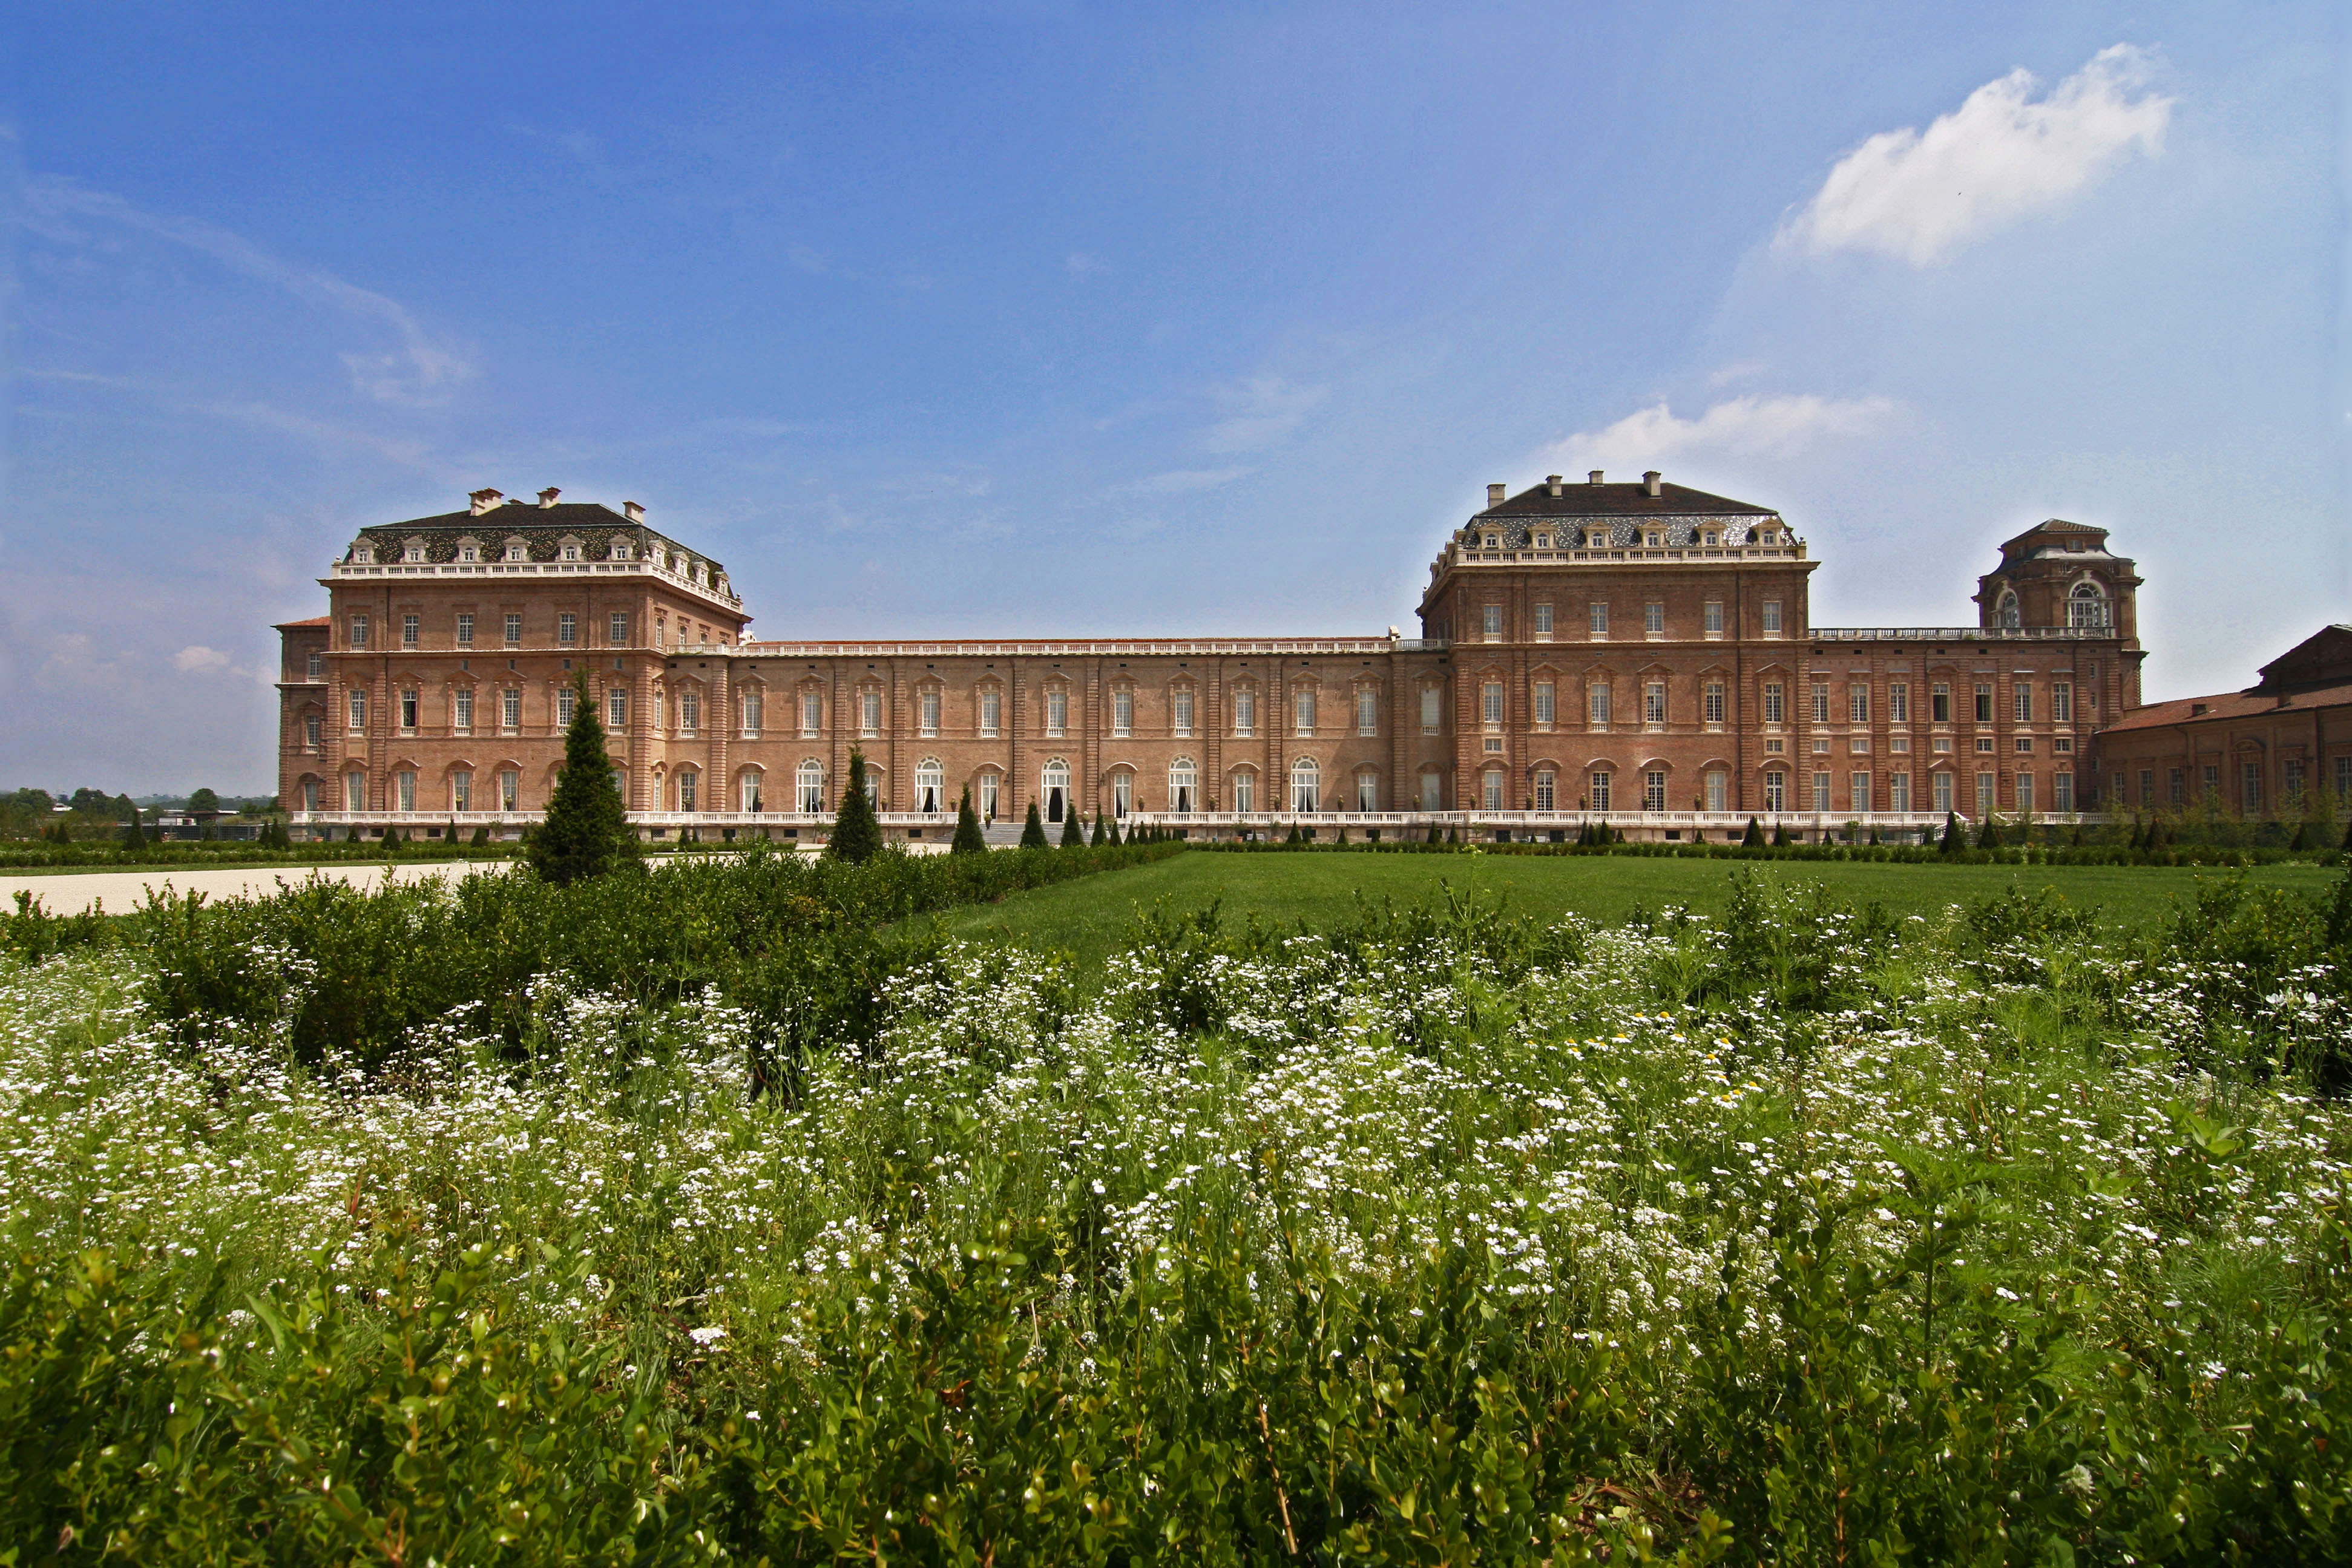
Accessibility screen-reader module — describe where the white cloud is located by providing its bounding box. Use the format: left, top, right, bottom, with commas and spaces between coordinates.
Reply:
1201, 375, 1327, 453
24, 176, 476, 403
174, 645, 232, 674
1779, 45, 2172, 266
1546, 394, 1899, 468
1106, 466, 1252, 498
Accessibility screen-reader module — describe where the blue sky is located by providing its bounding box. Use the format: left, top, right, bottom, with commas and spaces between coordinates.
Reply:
3, 1, 2344, 792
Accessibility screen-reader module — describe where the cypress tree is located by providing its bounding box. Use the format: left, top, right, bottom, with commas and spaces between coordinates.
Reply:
1061, 806, 1086, 847
826, 750, 884, 864
1445, 825, 1459, 844
1089, 813, 1106, 847
1742, 816, 1766, 848
1772, 822, 1792, 847
1104, 816, 1121, 847
951, 786, 987, 855
120, 806, 143, 848
1976, 815, 2004, 850
528, 673, 641, 885
1427, 822, 1441, 844
1940, 812, 1965, 854
1020, 800, 1050, 848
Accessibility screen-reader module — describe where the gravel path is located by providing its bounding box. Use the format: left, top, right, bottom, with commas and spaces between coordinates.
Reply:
1, 860, 510, 915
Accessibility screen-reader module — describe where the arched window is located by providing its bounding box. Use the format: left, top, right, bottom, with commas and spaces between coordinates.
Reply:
1168, 756, 1198, 813
1290, 756, 1319, 812
915, 758, 946, 813
2068, 582, 2110, 628
797, 759, 826, 813
1994, 589, 2021, 629
1040, 758, 1070, 822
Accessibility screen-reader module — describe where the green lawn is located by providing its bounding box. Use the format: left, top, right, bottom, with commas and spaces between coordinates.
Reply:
935, 848, 2344, 970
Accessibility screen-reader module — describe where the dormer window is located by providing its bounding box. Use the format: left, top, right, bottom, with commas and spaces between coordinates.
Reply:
504, 539, 527, 563
352, 545, 374, 565
1482, 533, 1500, 549
1532, 532, 1551, 548
562, 545, 579, 560
405, 544, 426, 563
1644, 531, 1661, 547
1704, 532, 1718, 546
611, 542, 631, 560
459, 543, 478, 562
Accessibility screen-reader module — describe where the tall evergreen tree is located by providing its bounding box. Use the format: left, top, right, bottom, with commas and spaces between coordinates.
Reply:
951, 786, 987, 855
119, 805, 143, 847
528, 672, 641, 885
826, 750, 884, 864
1976, 815, 2005, 850
1089, 813, 1106, 847
1061, 805, 1086, 847
1940, 812, 1965, 854
1742, 816, 1766, 848
1019, 800, 1050, 848
1103, 816, 1120, 848
1771, 822, 1792, 848
1427, 822, 1441, 844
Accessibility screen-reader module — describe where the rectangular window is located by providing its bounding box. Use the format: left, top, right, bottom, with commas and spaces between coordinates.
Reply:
350, 614, 370, 649
557, 612, 576, 646
1764, 770, 1786, 811
402, 614, 419, 648
456, 613, 474, 646
1045, 689, 1066, 736
1704, 600, 1724, 635
304, 713, 322, 749
1532, 603, 1553, 638
2242, 761, 2262, 816
1761, 600, 1783, 635
1763, 682, 1785, 724
1112, 689, 1133, 735
1888, 683, 1908, 723
1235, 689, 1256, 736
1290, 688, 1313, 735
1588, 682, 1611, 727
1644, 681, 1666, 726
1109, 773, 1132, 818
1644, 602, 1664, 635
349, 689, 367, 730
978, 774, 999, 819
2203, 764, 2219, 798
2054, 772, 2075, 812
1889, 772, 1910, 813
1705, 770, 1727, 812
1589, 771, 1612, 811
1850, 771, 1871, 811
2016, 772, 2035, 814
2284, 758, 2305, 799
1357, 772, 1379, 812
346, 772, 366, 812
1232, 773, 1253, 813
865, 691, 886, 736
1848, 684, 1870, 724
453, 689, 473, 732
2168, 767, 2184, 806
1417, 687, 1437, 733
1589, 602, 1609, 638
678, 772, 697, 813
557, 686, 576, 727
1643, 769, 1667, 812
1535, 769, 1555, 810
1534, 680, 1555, 727
611, 689, 630, 729
2337, 756, 2352, 802
306, 649, 324, 679
1482, 681, 1504, 726
1704, 680, 1726, 726
1932, 772, 1953, 813
301, 778, 320, 812
1976, 771, 1996, 815
1482, 770, 1504, 810
505, 613, 522, 646
1975, 683, 1994, 723
1812, 770, 1831, 810
2052, 681, 2072, 723
502, 688, 521, 730
1174, 689, 1196, 736
2138, 769, 2154, 806
399, 690, 418, 731
921, 689, 941, 736
977, 690, 997, 737
609, 612, 628, 645
2014, 684, 2034, 724
1813, 683, 1831, 724
499, 770, 519, 812
1483, 604, 1503, 639
451, 770, 472, 813
396, 770, 416, 813
1931, 683, 1950, 723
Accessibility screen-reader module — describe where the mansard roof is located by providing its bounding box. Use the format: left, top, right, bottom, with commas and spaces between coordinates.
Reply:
1997, 517, 2112, 556
1473, 478, 1776, 520
351, 498, 724, 577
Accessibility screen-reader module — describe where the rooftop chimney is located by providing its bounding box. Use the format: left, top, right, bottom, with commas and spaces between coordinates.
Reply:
537, 487, 561, 508
622, 501, 645, 524
1546, 473, 1563, 496
1643, 470, 1662, 497
1486, 483, 1507, 507
1588, 470, 1604, 485
467, 488, 504, 516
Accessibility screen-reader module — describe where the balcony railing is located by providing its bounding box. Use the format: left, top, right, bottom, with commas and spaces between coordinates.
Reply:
1806, 626, 2111, 642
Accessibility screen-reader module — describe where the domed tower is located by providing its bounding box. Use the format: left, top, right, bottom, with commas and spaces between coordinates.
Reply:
1973, 517, 2145, 710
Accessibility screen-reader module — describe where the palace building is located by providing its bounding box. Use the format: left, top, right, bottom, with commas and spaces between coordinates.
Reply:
275, 474, 2145, 842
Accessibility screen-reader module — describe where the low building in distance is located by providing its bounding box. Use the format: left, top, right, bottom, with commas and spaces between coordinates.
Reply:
2094, 624, 2352, 819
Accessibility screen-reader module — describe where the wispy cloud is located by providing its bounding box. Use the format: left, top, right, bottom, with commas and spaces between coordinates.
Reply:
1106, 465, 1251, 499
23, 176, 476, 403
1065, 251, 1106, 279
1201, 375, 1327, 453
1778, 45, 2172, 266
1545, 394, 1899, 468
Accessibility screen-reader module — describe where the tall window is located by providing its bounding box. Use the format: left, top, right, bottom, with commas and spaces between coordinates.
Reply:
1812, 771, 1831, 810
304, 713, 323, 749
1234, 689, 1256, 736
740, 690, 759, 735
2051, 682, 2072, 724
2241, 761, 2262, 816
1290, 757, 1319, 812
400, 689, 419, 731
1293, 689, 1316, 735
1041, 759, 1070, 821
1644, 602, 1664, 635
1534, 681, 1555, 727
678, 771, 698, 812
919, 689, 941, 736
1812, 683, 1831, 723
402, 614, 419, 648
396, 770, 416, 812
1589, 603, 1609, 638
346, 772, 366, 811
1355, 687, 1377, 735
453, 689, 474, 733
2054, 772, 2074, 813
451, 770, 472, 812
862, 690, 884, 736
1589, 770, 1612, 811
1356, 772, 1381, 813
1419, 769, 1442, 810
1851, 772, 1871, 812
1933, 772, 1953, 813
1232, 772, 1254, 813
1994, 590, 2021, 628
1976, 772, 1996, 815
1975, 683, 1994, 723
611, 689, 630, 729
1761, 600, 1783, 635
916, 759, 946, 813
1112, 689, 1134, 736
1704, 601, 1724, 635
1889, 772, 1910, 813
1482, 681, 1504, 727
349, 613, 370, 648
978, 689, 1000, 737
1848, 684, 1870, 724
307, 649, 324, 678
2014, 684, 2034, 724
1705, 770, 1727, 812
798, 760, 826, 813
2284, 758, 2306, 801
1112, 773, 1132, 818
1169, 758, 1198, 812
1483, 604, 1503, 639
556, 686, 576, 727
502, 688, 521, 730
1533, 603, 1553, 638
1704, 680, 1726, 725
978, 773, 999, 819
678, 689, 700, 733
1643, 770, 1667, 812
504, 613, 522, 647
1417, 688, 1437, 733
1644, 681, 1666, 727
1535, 769, 1555, 810
1044, 689, 1067, 737
1483, 769, 1505, 810
2015, 772, 2034, 813
2068, 583, 2109, 628
498, 770, 519, 812
1888, 683, 1908, 724
1762, 682, 1785, 724
300, 778, 320, 812
1763, 770, 1786, 812
1931, 683, 1951, 723
1172, 689, 1195, 736
349, 689, 367, 730
1588, 681, 1611, 726
456, 614, 474, 647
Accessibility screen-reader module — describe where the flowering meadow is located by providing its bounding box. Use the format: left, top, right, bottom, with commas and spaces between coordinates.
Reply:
4, 855, 2350, 1563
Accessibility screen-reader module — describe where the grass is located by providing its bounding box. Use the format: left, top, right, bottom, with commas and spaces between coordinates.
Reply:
936, 847, 2345, 969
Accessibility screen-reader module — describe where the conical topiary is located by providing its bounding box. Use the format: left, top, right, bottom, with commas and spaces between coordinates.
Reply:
1427, 822, 1441, 844
825, 750, 884, 864
1090, 813, 1106, 847
1104, 816, 1121, 847
1062, 806, 1086, 847
951, 786, 987, 855
1976, 815, 2004, 850
1020, 800, 1050, 848
1742, 816, 1766, 848
1940, 812, 1965, 854
528, 673, 640, 885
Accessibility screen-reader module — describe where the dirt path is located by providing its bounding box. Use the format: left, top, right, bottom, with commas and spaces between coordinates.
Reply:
1, 859, 511, 915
